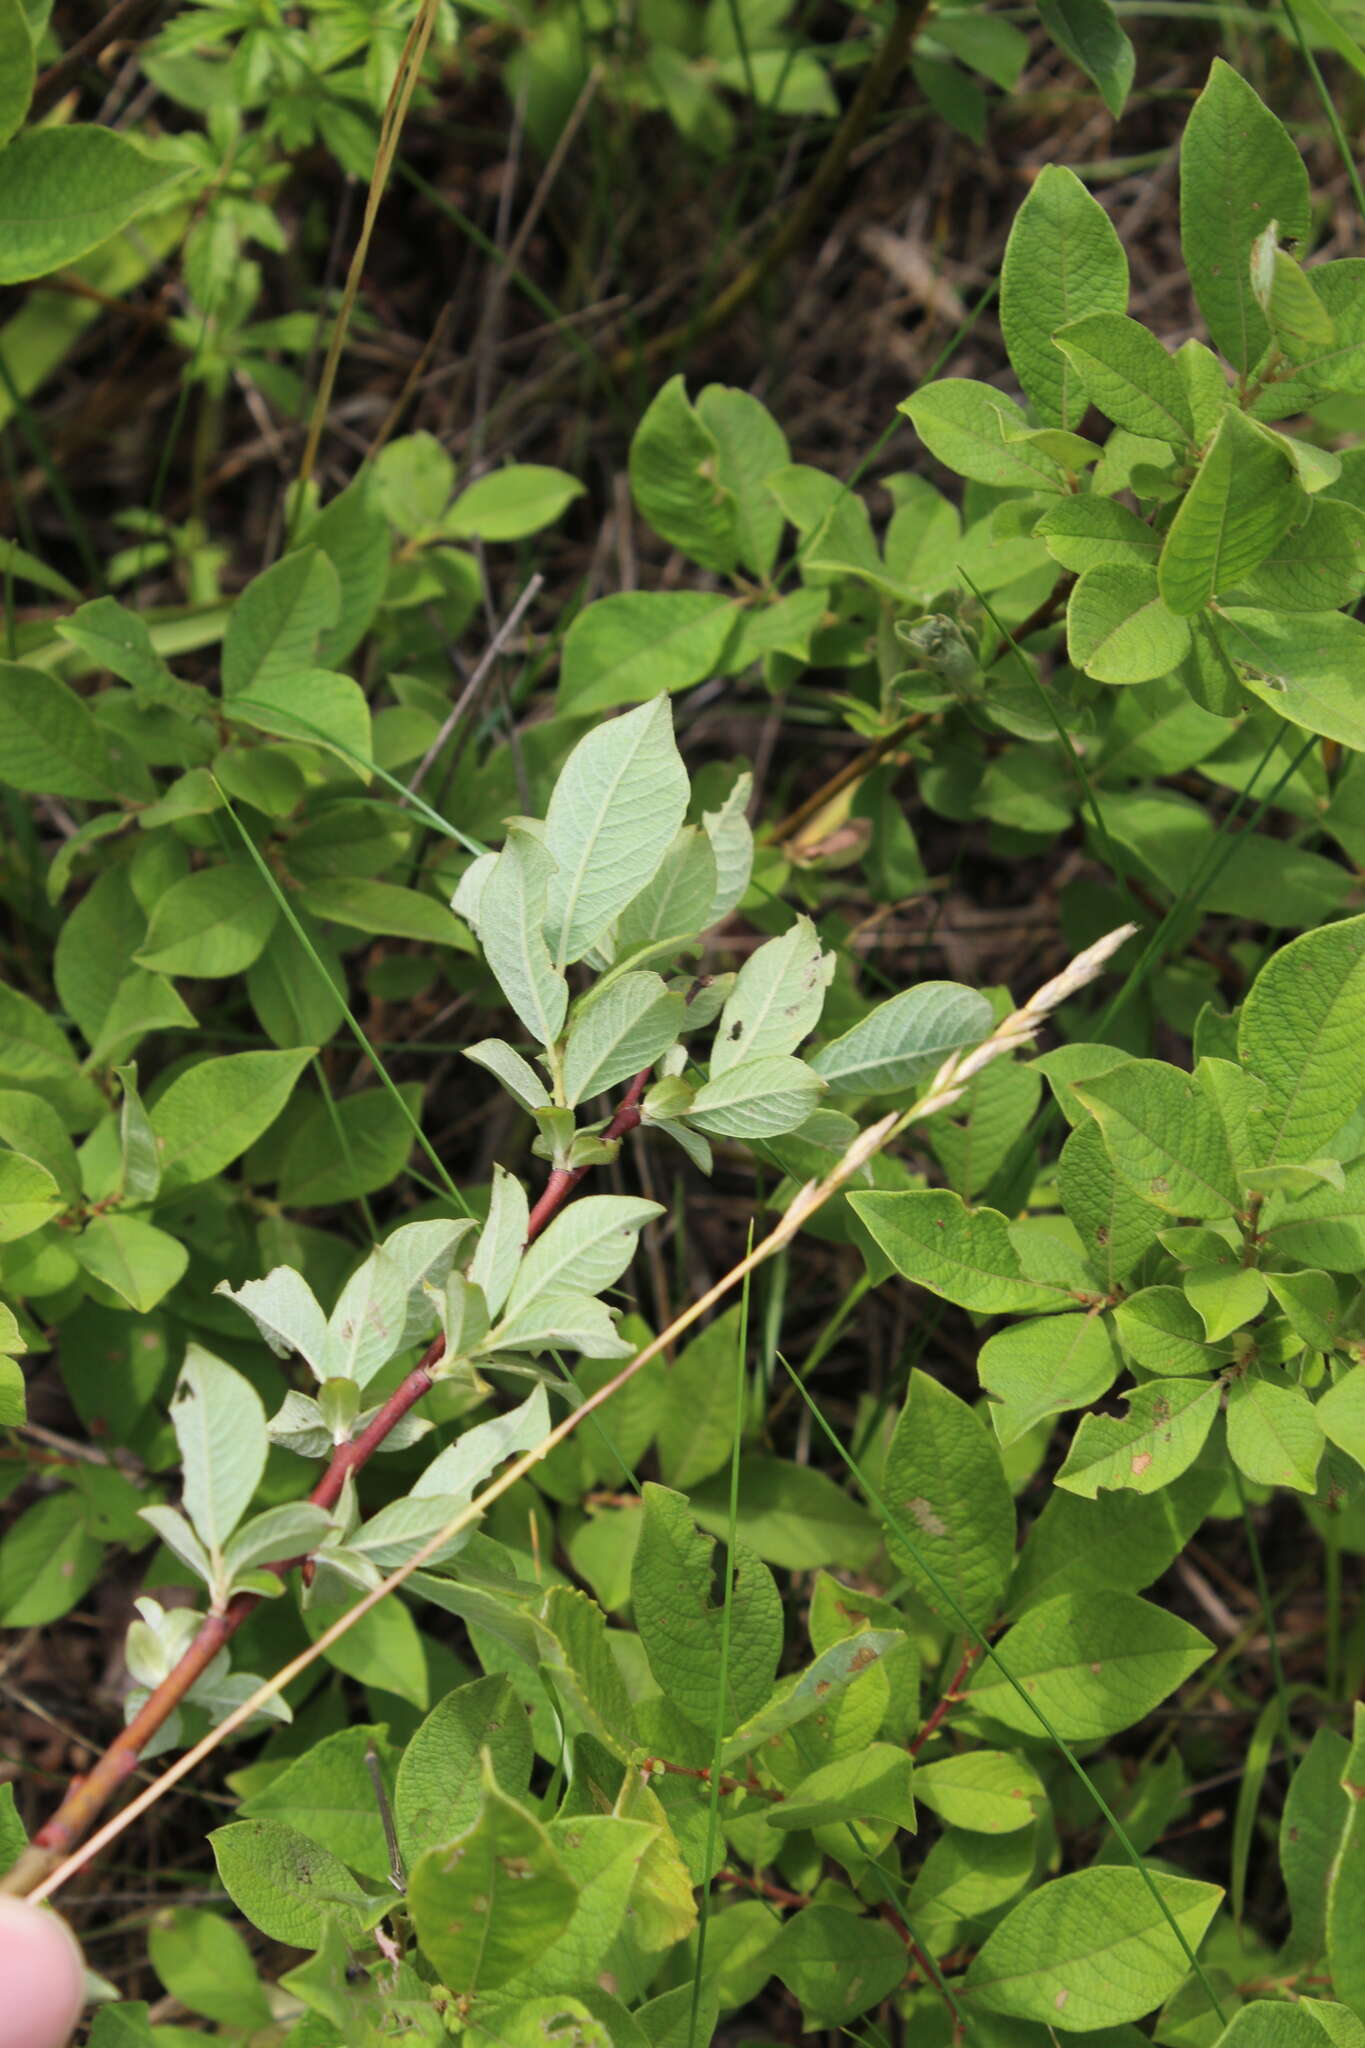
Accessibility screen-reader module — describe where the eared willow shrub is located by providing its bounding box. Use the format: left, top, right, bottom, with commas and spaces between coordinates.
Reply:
3, 22, 1365, 2047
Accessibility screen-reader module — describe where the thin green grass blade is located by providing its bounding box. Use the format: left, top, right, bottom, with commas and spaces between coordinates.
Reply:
961, 568, 1143, 928
213, 782, 472, 1216
689, 1239, 754, 2048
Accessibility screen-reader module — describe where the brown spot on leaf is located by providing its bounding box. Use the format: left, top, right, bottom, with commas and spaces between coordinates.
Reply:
907, 1496, 948, 1537
1131, 1451, 1154, 1476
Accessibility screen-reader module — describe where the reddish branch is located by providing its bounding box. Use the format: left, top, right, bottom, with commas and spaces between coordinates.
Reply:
26, 1334, 448, 1866
909, 1643, 979, 1757
524, 1065, 653, 1239
11, 1067, 659, 1891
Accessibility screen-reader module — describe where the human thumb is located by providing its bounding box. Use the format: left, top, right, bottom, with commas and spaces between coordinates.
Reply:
0, 1898, 86, 2048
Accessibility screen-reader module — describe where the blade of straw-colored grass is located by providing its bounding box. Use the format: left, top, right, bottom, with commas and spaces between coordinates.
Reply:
21, 927, 1132, 1903
296, 0, 442, 496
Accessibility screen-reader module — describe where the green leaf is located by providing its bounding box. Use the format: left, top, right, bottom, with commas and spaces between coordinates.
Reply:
563, 973, 685, 1108
445, 463, 585, 542
151, 1048, 313, 1191
211, 1818, 377, 1946
0, 661, 125, 799
902, 380, 1067, 490
686, 1455, 879, 1570
301, 1592, 429, 1707
1037, 0, 1135, 116
489, 1288, 633, 1359
905, 1825, 1035, 1948
1055, 1378, 1222, 1497
505, 1194, 660, 1316
148, 1906, 273, 2031
883, 1368, 1015, 1627
465, 1040, 551, 1115
0, 1490, 103, 1624
1076, 1059, 1239, 1218
0, 127, 188, 284
0, 1150, 64, 1240
221, 547, 340, 698
479, 824, 569, 1047
558, 592, 738, 714
654, 1306, 742, 1488
171, 1346, 268, 1558
686, 1054, 823, 1138
73, 1215, 188, 1313
965, 1591, 1211, 1738
54, 867, 147, 1054
696, 384, 789, 578
1054, 314, 1193, 443
1180, 58, 1311, 371
979, 1311, 1121, 1447
914, 1750, 1045, 1833
304, 478, 392, 667
0, 0, 33, 149
543, 698, 689, 970
811, 981, 992, 1097
613, 827, 718, 956
1058, 1116, 1161, 1286
1317, 1365, 1365, 1470
850, 1189, 1075, 1313
718, 1628, 907, 1766
247, 918, 347, 1050
227, 667, 372, 775
1327, 1705, 1365, 2015
395, 1675, 534, 1864
508, 1814, 658, 1998
1012, 1470, 1222, 1608
1037, 495, 1161, 574
1280, 1727, 1351, 1967
632, 1483, 782, 1734
1239, 915, 1365, 1165
999, 165, 1129, 426
1216, 608, 1365, 750
962, 1867, 1221, 2028
628, 376, 738, 572
57, 596, 200, 713
1158, 409, 1303, 616
323, 1220, 473, 1388
1235, 495, 1365, 611
408, 1771, 577, 1997
1265, 1159, 1365, 1273
532, 1584, 640, 1761
1226, 1372, 1324, 1492
712, 917, 830, 1074
278, 1083, 423, 1206
771, 1743, 916, 1832
299, 876, 472, 949
1267, 1268, 1343, 1354
239, 1725, 397, 1882
1184, 1260, 1267, 1342
0, 1358, 24, 1426
772, 1906, 906, 2028
1066, 565, 1192, 684
135, 861, 280, 978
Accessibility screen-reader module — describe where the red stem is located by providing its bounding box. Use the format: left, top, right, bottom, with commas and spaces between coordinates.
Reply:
20, 1066, 660, 1880
524, 1065, 653, 1241
909, 1642, 978, 1758
29, 1338, 446, 1859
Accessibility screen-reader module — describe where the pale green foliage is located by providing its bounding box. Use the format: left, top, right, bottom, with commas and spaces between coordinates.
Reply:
8, 37, 1365, 2048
